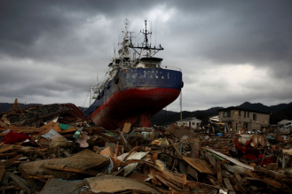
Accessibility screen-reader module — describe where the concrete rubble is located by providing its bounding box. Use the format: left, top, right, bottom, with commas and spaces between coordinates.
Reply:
0, 101, 292, 193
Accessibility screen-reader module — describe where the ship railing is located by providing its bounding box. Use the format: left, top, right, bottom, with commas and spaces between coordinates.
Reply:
160, 65, 181, 72
120, 66, 181, 71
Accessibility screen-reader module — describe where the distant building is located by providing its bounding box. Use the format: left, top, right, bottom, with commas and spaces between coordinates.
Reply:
278, 119, 291, 126
218, 107, 270, 132
176, 117, 202, 129
277, 119, 292, 134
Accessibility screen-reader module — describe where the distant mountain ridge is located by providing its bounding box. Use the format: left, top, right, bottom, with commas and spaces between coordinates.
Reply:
152, 101, 292, 126
1, 101, 292, 125
237, 101, 292, 113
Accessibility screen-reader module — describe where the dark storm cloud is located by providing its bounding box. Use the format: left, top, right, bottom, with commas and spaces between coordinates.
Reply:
166, 1, 292, 75
1, 0, 292, 110
0, 0, 160, 56
2, 0, 291, 65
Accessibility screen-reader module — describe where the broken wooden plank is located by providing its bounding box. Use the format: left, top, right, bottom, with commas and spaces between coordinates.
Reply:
234, 173, 241, 182
7, 172, 31, 194
217, 159, 222, 183
18, 165, 35, 191
223, 178, 235, 194
254, 165, 290, 184
183, 156, 215, 174
119, 132, 131, 152
223, 164, 260, 178
0, 154, 23, 167
262, 177, 283, 188
28, 175, 54, 179
191, 139, 200, 158
122, 122, 132, 134
0, 145, 14, 153
0, 151, 18, 158
168, 139, 182, 159
0, 166, 5, 183
96, 131, 119, 142
154, 174, 183, 191
204, 147, 254, 170
58, 128, 77, 134
186, 165, 198, 181
121, 158, 221, 191
205, 152, 217, 169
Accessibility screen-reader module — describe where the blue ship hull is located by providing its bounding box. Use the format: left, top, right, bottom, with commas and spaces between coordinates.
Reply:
85, 68, 182, 130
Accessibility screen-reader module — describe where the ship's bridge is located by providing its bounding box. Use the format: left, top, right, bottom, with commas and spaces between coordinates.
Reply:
136, 57, 163, 68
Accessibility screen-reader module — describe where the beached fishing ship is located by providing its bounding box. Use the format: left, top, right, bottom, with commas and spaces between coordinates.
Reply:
85, 20, 183, 130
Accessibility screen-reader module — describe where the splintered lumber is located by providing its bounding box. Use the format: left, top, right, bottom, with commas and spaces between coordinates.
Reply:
262, 177, 283, 188
183, 156, 214, 174
122, 122, 132, 134
234, 173, 241, 182
0, 154, 23, 167
28, 175, 54, 179
95, 131, 118, 142
223, 178, 235, 194
154, 174, 183, 191
18, 166, 35, 189
168, 139, 182, 159
117, 157, 221, 191
0, 145, 15, 153
205, 152, 217, 169
191, 139, 200, 158
0, 166, 5, 182
254, 165, 292, 185
186, 165, 198, 181
204, 147, 254, 170
19, 147, 48, 156
84, 126, 106, 134
119, 132, 131, 151
222, 164, 259, 178
0, 152, 18, 158
58, 128, 77, 134
7, 172, 31, 194
216, 159, 222, 183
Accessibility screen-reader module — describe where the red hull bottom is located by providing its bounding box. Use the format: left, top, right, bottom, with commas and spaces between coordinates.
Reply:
89, 87, 180, 130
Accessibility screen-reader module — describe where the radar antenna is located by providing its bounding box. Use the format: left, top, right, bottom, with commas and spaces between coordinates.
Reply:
141, 20, 152, 48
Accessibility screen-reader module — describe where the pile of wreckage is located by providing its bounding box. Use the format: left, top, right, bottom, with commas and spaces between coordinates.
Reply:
0, 101, 292, 193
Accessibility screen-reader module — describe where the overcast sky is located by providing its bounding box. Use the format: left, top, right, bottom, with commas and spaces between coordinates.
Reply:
1, 0, 292, 112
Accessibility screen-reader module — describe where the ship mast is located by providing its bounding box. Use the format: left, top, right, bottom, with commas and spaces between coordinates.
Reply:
129, 20, 164, 58
118, 19, 131, 67
142, 20, 151, 48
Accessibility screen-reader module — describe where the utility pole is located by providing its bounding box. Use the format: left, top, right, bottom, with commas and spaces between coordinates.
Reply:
180, 90, 182, 122
90, 86, 94, 106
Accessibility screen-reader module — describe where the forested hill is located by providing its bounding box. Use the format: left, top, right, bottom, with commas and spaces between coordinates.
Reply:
151, 102, 292, 126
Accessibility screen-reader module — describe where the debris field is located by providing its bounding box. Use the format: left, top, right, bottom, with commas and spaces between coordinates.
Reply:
0, 101, 292, 194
